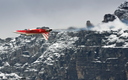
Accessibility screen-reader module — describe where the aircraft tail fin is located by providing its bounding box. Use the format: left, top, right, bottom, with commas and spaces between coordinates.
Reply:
42, 32, 49, 40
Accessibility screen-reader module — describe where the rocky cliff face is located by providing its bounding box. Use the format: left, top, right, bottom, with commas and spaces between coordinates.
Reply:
114, 1, 128, 21
0, 29, 128, 80
103, 1, 128, 23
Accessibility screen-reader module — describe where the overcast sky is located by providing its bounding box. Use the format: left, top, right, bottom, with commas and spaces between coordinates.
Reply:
0, 0, 124, 39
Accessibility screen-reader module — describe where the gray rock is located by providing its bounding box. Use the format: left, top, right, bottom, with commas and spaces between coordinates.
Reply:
102, 14, 116, 23
114, 1, 128, 21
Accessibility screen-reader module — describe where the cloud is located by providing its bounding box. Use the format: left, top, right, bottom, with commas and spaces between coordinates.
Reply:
92, 18, 128, 31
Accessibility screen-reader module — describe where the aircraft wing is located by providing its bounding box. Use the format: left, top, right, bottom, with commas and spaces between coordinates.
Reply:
42, 32, 49, 40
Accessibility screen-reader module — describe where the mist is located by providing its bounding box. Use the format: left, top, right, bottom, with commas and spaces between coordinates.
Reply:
91, 18, 128, 32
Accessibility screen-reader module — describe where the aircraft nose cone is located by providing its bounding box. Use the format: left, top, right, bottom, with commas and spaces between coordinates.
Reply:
49, 29, 52, 31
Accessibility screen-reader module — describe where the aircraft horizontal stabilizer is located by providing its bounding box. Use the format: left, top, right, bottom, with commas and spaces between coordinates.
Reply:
42, 32, 49, 40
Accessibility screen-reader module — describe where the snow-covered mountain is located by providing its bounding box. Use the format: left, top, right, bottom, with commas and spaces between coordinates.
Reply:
0, 26, 128, 80
1, 1, 128, 80
0, 31, 79, 80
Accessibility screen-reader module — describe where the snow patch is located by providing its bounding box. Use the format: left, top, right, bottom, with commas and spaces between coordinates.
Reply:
102, 29, 128, 48
34, 32, 78, 65
0, 72, 21, 80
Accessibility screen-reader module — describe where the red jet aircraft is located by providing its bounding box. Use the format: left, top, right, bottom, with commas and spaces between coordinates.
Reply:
14, 27, 52, 40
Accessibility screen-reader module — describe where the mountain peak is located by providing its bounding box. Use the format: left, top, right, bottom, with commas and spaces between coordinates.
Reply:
118, 0, 128, 9
114, 0, 128, 21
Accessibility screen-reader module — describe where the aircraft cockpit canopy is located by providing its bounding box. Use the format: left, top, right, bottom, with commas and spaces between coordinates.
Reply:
36, 26, 49, 29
